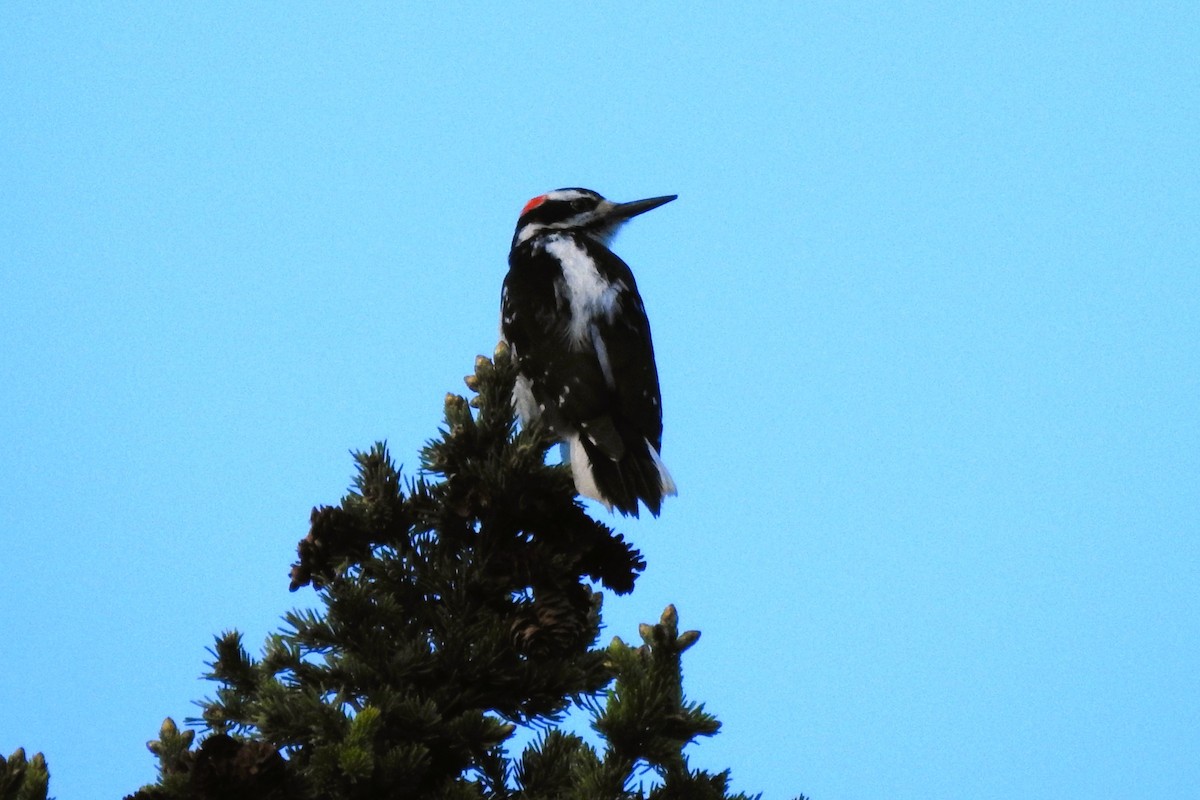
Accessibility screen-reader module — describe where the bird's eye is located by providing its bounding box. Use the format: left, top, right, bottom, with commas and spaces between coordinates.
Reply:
570, 199, 590, 212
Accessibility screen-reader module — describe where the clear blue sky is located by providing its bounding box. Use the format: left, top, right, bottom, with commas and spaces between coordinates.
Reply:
2, 4, 1197, 798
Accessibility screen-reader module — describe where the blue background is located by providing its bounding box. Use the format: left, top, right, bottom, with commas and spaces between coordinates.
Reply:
2, 4, 1197, 798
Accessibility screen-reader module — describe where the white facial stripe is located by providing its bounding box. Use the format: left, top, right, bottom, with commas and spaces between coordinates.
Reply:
542, 188, 593, 203
515, 206, 601, 244
516, 222, 545, 244
515, 191, 611, 245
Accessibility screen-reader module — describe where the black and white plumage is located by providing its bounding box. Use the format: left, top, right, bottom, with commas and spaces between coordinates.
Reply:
500, 188, 677, 516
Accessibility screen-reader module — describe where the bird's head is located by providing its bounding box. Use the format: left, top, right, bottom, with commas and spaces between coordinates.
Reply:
512, 188, 676, 248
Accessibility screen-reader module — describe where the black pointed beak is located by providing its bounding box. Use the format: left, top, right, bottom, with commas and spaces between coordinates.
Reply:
610, 194, 677, 222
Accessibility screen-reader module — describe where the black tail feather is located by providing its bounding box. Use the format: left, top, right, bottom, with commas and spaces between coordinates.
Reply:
576, 435, 671, 517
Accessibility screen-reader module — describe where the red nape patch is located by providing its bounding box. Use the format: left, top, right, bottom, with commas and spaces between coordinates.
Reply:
520, 194, 548, 216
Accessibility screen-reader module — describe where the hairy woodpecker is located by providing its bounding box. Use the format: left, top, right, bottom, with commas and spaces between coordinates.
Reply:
500, 188, 677, 516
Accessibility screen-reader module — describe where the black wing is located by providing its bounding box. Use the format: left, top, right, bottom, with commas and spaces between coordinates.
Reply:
501, 238, 664, 453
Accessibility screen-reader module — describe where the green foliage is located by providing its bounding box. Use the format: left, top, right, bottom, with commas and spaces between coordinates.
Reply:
118, 343, 766, 798
0, 748, 50, 800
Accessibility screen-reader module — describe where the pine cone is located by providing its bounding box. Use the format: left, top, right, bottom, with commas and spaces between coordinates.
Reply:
290, 505, 370, 590
511, 584, 596, 657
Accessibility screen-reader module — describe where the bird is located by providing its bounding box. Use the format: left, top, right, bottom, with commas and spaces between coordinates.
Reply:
500, 187, 677, 516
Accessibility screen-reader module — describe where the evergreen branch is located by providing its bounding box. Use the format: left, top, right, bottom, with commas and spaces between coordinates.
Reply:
111, 348, 776, 798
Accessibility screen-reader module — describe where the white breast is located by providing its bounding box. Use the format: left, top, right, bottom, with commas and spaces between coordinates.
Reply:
544, 235, 625, 347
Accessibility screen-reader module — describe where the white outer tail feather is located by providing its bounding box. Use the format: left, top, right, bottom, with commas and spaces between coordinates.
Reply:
645, 437, 678, 498
566, 432, 610, 510
566, 432, 676, 512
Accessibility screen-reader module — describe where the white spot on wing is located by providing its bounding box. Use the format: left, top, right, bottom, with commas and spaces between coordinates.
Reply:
590, 324, 615, 388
